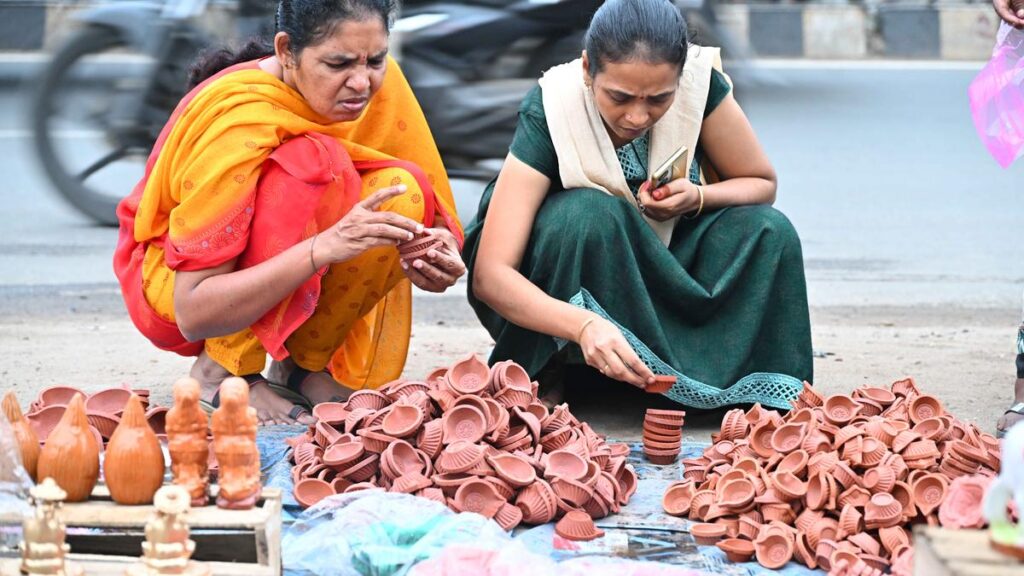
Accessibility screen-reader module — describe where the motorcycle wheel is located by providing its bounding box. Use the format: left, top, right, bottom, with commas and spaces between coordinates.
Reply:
31, 26, 154, 226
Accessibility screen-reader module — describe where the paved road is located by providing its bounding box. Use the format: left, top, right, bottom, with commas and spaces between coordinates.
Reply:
0, 62, 1021, 309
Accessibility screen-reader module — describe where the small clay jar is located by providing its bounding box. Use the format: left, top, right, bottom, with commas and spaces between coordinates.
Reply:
2, 391, 40, 480
104, 394, 164, 505
36, 394, 100, 502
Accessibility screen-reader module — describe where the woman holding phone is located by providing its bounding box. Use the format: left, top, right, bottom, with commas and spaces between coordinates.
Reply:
464, 0, 812, 409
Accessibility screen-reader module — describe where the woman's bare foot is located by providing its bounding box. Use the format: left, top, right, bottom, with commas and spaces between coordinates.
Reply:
191, 352, 315, 426
268, 358, 353, 407
996, 377, 1024, 437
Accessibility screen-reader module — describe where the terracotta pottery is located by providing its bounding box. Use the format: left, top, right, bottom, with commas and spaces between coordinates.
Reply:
495, 361, 532, 392
323, 442, 365, 470
662, 480, 696, 516
646, 375, 677, 394
294, 478, 334, 508
770, 472, 807, 501
398, 233, 443, 261
104, 394, 164, 505
85, 387, 133, 416
911, 473, 948, 515
719, 478, 756, 509
392, 473, 433, 494
445, 354, 491, 396
551, 476, 594, 507
938, 474, 991, 529
36, 385, 84, 409
690, 522, 727, 545
487, 453, 536, 487
754, 532, 793, 569
381, 403, 424, 438
346, 389, 390, 412
908, 394, 944, 424
857, 387, 896, 406
26, 405, 67, 442
86, 411, 120, 439
775, 450, 808, 476
555, 510, 605, 541
165, 378, 210, 506
436, 441, 485, 474
416, 419, 444, 459
545, 449, 589, 481
2, 391, 40, 480
494, 502, 524, 531
836, 504, 863, 540
382, 440, 426, 478
823, 395, 861, 425
441, 405, 487, 445
312, 402, 348, 426
770, 423, 807, 454
864, 493, 903, 529
848, 532, 881, 556
211, 378, 261, 510
862, 465, 897, 493
36, 394, 99, 502
340, 454, 381, 483
616, 465, 638, 505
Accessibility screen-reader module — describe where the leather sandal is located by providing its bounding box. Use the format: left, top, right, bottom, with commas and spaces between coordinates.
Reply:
199, 374, 311, 422
997, 401, 1024, 438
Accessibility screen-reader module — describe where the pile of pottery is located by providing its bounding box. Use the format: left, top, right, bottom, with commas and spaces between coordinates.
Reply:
642, 409, 685, 464
289, 354, 638, 533
661, 378, 1001, 575
13, 385, 167, 447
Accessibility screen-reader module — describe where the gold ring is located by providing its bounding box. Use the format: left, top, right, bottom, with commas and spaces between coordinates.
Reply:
603, 364, 610, 373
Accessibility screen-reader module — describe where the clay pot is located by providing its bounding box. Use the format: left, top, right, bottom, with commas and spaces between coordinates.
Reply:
440, 405, 486, 445
770, 472, 807, 500
294, 478, 334, 508
662, 480, 696, 516
346, 390, 390, 412
691, 522, 727, 545
487, 453, 536, 487
26, 405, 66, 442
494, 361, 532, 392
865, 492, 903, 529
436, 441, 485, 474
398, 233, 443, 261
104, 394, 164, 505
312, 402, 348, 426
381, 403, 424, 438
416, 419, 444, 459
646, 375, 677, 394
823, 395, 861, 425
714, 538, 753, 562
770, 423, 807, 453
446, 354, 491, 396
85, 387, 133, 416
323, 442, 365, 470
551, 476, 594, 507
862, 465, 897, 493
2, 391, 40, 480
908, 394, 944, 424
912, 473, 948, 515
754, 533, 793, 569
555, 510, 604, 541
86, 411, 120, 439
545, 449, 589, 481
857, 387, 896, 406
719, 478, 756, 509
381, 440, 426, 478
775, 450, 808, 476
37, 394, 100, 502
392, 473, 433, 494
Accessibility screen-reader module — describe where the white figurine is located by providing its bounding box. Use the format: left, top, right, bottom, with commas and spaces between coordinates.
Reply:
983, 420, 1024, 557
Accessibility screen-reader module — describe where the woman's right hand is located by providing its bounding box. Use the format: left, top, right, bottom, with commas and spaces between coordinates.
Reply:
578, 316, 656, 389
313, 185, 423, 266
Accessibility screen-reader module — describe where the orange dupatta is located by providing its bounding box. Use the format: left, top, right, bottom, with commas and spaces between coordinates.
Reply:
114, 57, 462, 389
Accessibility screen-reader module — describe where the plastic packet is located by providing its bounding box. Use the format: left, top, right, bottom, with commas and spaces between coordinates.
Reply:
0, 410, 33, 551
969, 22, 1024, 168
282, 490, 509, 576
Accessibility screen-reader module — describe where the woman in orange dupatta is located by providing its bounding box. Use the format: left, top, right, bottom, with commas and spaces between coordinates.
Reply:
113, 0, 464, 425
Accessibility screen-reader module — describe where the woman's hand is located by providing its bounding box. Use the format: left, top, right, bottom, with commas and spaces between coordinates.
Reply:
401, 227, 466, 293
578, 315, 655, 389
636, 178, 701, 222
313, 185, 424, 266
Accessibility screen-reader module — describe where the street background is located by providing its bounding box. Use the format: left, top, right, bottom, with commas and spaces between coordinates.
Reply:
0, 0, 1021, 440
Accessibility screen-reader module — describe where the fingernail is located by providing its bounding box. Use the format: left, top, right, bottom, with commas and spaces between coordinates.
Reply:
400, 260, 408, 269
407, 232, 414, 240
397, 184, 407, 192
416, 224, 424, 234
413, 260, 423, 269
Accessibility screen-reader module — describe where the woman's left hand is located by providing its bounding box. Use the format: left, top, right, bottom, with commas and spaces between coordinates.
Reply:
637, 178, 701, 222
400, 227, 466, 293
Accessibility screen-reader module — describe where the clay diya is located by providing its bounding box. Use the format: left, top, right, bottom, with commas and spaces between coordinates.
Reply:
646, 375, 677, 394
690, 522, 727, 546
36, 394, 99, 502
754, 533, 793, 569
662, 481, 696, 516
487, 453, 536, 487
775, 450, 808, 476
398, 231, 443, 261
545, 449, 589, 481
555, 510, 604, 541
446, 354, 491, 396
2, 391, 40, 480
381, 403, 424, 438
86, 411, 120, 439
717, 538, 755, 562
294, 478, 334, 508
823, 395, 861, 425
312, 402, 348, 427
323, 442, 365, 470
864, 493, 903, 529
770, 423, 807, 454
440, 405, 486, 445
36, 385, 84, 409
104, 394, 164, 505
26, 405, 67, 443
908, 394, 944, 423
719, 478, 756, 510
912, 473, 948, 515
85, 387, 133, 416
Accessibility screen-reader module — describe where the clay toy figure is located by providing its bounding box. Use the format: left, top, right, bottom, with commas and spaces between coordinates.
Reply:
983, 421, 1024, 558
20, 477, 83, 576
166, 378, 211, 506
125, 485, 210, 576
2, 390, 40, 481
211, 378, 260, 510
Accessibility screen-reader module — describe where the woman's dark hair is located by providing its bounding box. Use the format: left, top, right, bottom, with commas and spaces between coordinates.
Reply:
584, 0, 688, 77
188, 0, 398, 89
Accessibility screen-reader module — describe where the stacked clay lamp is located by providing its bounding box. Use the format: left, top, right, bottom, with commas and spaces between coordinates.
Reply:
289, 354, 638, 534
643, 409, 685, 464
660, 378, 1002, 575
398, 230, 444, 262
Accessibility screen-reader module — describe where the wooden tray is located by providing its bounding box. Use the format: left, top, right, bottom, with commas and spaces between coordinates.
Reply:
914, 525, 1024, 576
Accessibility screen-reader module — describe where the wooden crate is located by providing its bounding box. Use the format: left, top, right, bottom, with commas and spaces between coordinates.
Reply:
915, 525, 1024, 576
1, 485, 281, 576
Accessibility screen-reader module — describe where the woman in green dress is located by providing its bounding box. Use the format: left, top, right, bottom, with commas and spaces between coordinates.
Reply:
465, 0, 812, 410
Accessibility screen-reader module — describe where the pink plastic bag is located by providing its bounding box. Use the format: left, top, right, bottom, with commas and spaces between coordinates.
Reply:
969, 23, 1024, 168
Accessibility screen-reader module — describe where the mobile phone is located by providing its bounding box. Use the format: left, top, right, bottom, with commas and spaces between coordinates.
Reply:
648, 145, 689, 189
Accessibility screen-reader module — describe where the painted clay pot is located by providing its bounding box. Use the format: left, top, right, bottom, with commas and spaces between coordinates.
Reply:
381, 403, 424, 438
908, 394, 944, 424
104, 394, 164, 505
294, 478, 334, 508
2, 391, 40, 480
36, 394, 100, 502
646, 375, 677, 394
26, 404, 66, 443
85, 387, 133, 416
445, 354, 491, 396
754, 533, 794, 570
555, 510, 604, 541
690, 522, 727, 546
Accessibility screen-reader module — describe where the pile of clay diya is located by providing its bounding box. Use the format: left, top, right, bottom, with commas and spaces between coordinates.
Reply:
642, 409, 685, 464
17, 384, 166, 447
288, 354, 638, 535
660, 378, 1001, 575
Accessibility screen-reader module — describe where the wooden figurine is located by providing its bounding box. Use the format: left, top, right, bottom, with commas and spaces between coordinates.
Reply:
20, 477, 83, 576
124, 485, 210, 576
211, 378, 260, 510
166, 378, 210, 506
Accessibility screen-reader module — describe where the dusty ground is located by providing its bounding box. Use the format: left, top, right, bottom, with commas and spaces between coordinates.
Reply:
0, 283, 1016, 442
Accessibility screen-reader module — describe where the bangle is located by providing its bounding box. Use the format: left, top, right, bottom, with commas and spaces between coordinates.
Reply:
309, 235, 326, 277
577, 316, 596, 342
682, 185, 704, 220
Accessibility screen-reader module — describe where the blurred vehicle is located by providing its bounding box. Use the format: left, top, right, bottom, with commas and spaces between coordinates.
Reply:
30, 0, 741, 225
